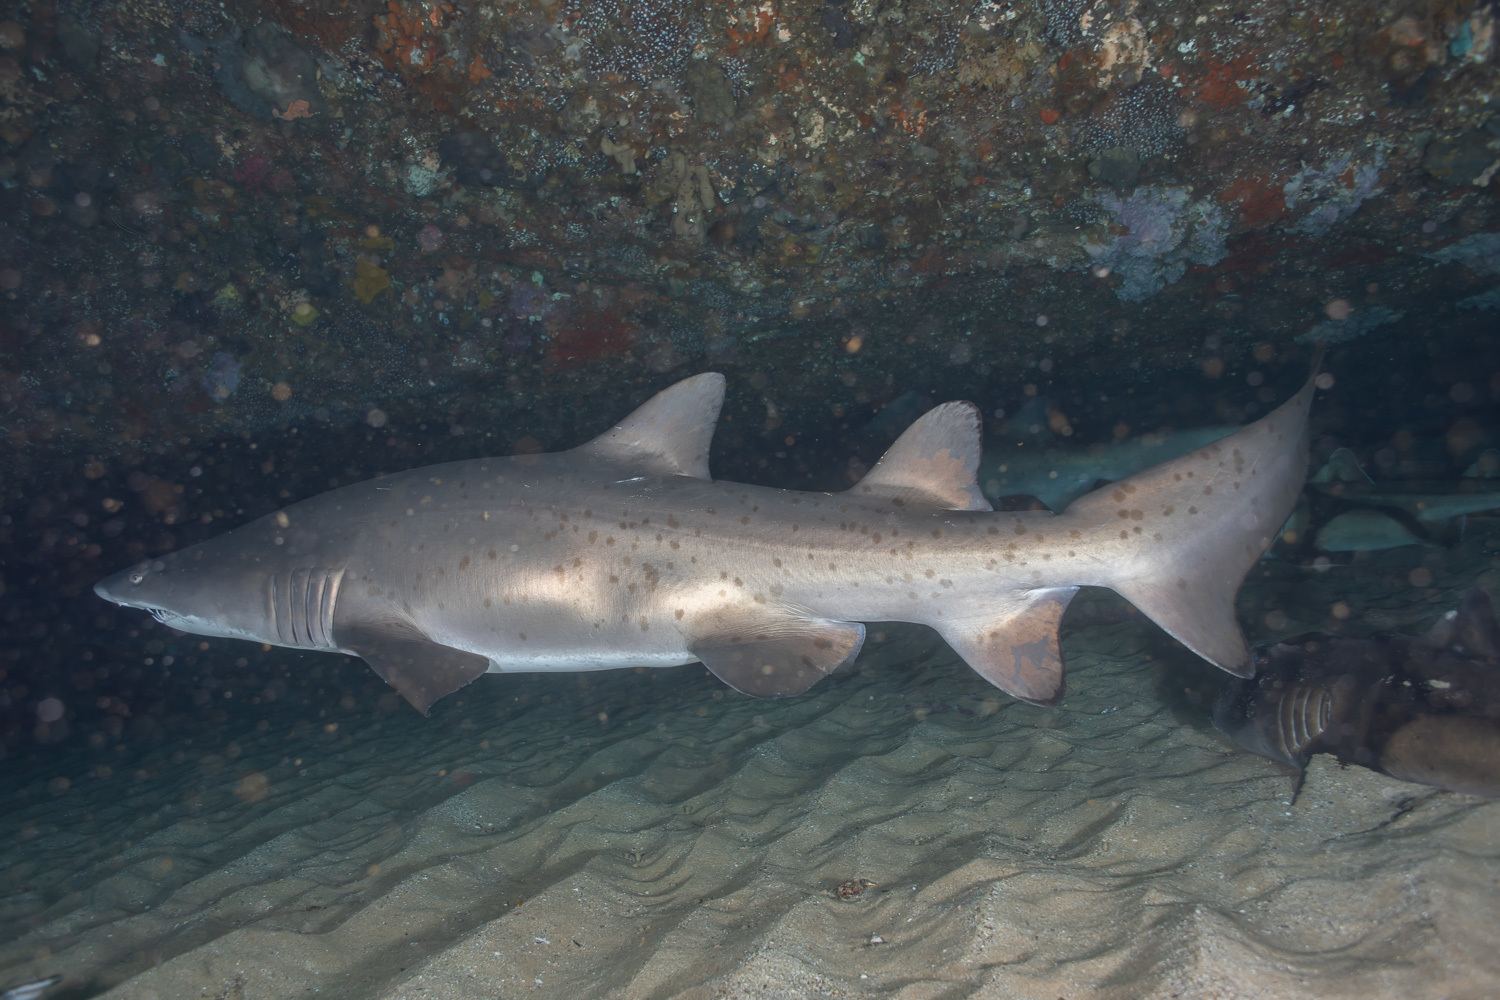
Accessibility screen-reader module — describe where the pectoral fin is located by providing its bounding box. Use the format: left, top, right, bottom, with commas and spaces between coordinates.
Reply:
936, 587, 1078, 705
334, 621, 490, 715
689, 612, 865, 697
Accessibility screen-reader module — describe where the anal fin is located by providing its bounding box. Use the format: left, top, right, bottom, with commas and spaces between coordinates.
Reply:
689, 611, 865, 698
334, 621, 490, 715
936, 587, 1078, 705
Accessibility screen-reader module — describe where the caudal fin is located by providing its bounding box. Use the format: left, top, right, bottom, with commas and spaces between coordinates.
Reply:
1066, 362, 1319, 675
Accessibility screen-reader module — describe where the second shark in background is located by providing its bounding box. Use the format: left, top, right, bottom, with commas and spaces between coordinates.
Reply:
1297, 447, 1500, 554
1213, 588, 1500, 797
975, 418, 1499, 556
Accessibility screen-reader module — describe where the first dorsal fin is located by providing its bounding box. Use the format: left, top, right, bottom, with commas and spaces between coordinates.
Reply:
852, 401, 993, 511
575, 372, 725, 481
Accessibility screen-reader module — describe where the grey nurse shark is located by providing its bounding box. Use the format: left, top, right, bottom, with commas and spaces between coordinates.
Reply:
979, 423, 1240, 513
1214, 587, 1500, 797
1300, 447, 1500, 553
95, 366, 1319, 714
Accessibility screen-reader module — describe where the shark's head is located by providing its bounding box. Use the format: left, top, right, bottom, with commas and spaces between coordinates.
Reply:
97, 504, 353, 651
94, 545, 281, 644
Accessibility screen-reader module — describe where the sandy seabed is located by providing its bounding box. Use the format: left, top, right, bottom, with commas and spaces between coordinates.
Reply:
4, 533, 1500, 1000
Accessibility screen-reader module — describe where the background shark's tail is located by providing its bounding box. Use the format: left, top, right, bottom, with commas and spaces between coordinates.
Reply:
1065, 364, 1318, 676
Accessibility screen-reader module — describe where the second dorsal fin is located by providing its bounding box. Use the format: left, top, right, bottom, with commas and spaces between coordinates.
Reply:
574, 372, 725, 481
851, 401, 993, 511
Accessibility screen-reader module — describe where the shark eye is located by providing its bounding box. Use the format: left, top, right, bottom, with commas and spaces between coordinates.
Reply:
129, 569, 147, 585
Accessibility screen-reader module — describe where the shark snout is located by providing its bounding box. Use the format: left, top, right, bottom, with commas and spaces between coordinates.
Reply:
94, 568, 130, 604
94, 560, 160, 608
93, 550, 292, 646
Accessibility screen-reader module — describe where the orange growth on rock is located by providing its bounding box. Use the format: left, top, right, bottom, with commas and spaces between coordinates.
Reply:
1039, 107, 1060, 124
375, 1, 453, 78
1192, 54, 1259, 107
271, 99, 314, 121
1217, 174, 1285, 228
544, 313, 638, 370
725, 6, 776, 55
890, 101, 929, 137
262, 0, 363, 50
373, 1, 468, 109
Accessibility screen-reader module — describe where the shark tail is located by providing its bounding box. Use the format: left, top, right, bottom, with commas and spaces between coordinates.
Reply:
1066, 362, 1319, 676
860, 357, 1317, 708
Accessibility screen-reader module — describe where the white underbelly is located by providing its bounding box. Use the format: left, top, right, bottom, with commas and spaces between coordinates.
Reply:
481, 650, 698, 674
